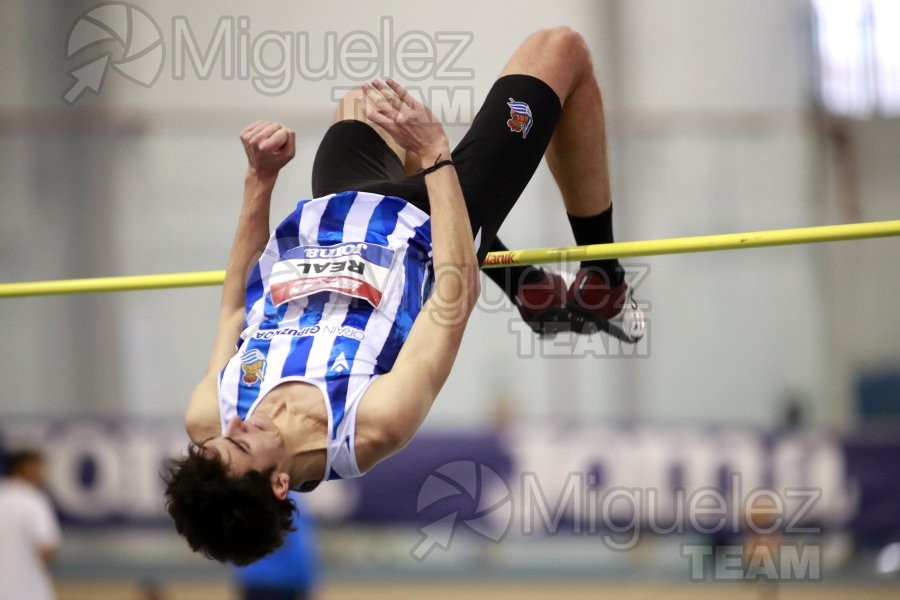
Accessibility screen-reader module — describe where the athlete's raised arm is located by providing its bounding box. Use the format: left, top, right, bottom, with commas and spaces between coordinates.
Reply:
353, 80, 480, 470
184, 122, 295, 443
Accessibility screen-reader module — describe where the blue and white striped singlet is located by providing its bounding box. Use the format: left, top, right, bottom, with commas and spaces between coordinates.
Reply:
217, 191, 433, 480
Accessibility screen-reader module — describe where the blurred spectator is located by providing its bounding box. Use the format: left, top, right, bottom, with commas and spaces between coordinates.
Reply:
744, 493, 783, 566
0, 449, 61, 600
782, 393, 807, 430
137, 580, 164, 600
233, 493, 318, 600
743, 492, 783, 599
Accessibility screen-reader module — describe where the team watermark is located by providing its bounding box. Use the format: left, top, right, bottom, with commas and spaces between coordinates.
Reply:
63, 2, 476, 119
682, 542, 822, 582
507, 319, 651, 359
412, 462, 823, 580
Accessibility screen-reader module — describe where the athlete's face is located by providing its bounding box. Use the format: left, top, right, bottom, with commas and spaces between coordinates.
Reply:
202, 415, 290, 498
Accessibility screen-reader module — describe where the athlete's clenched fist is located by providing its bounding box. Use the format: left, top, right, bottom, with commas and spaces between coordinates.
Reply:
240, 120, 296, 175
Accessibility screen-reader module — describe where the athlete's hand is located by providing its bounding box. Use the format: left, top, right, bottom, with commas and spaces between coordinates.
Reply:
240, 121, 296, 177
362, 79, 450, 164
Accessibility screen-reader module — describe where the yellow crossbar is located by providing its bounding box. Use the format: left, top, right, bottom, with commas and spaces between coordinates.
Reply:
481, 220, 900, 266
1, 220, 898, 299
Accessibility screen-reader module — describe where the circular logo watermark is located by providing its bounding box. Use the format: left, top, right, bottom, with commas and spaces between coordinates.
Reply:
410, 460, 513, 561
63, 2, 164, 105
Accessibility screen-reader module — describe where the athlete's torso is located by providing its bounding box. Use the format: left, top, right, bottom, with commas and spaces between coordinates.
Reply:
218, 191, 433, 481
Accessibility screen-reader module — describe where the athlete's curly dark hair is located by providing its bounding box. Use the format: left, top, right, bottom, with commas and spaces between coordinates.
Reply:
162, 445, 296, 566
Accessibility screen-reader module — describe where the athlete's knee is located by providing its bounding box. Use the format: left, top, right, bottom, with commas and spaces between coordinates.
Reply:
546, 27, 592, 71
503, 27, 595, 99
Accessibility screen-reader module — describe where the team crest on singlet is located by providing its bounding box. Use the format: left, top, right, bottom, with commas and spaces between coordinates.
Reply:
268, 241, 395, 308
506, 97, 533, 139
240, 349, 267, 385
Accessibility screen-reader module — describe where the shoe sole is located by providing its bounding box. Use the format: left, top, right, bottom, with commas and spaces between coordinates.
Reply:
523, 306, 572, 338
566, 301, 641, 344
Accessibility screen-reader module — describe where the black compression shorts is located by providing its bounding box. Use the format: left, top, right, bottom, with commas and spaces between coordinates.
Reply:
311, 74, 562, 262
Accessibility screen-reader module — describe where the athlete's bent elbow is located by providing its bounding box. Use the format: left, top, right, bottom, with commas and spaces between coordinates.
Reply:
184, 410, 217, 446
184, 416, 206, 446
355, 419, 414, 472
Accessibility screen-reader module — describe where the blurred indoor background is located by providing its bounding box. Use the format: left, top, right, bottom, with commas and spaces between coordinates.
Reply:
1, 0, 899, 598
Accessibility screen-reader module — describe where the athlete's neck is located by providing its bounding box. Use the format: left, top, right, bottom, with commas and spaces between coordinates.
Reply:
255, 382, 329, 486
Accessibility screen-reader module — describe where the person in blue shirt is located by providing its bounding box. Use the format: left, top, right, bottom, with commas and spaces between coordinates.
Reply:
233, 493, 318, 600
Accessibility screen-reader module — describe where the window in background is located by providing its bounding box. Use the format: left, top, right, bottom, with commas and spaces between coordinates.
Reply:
872, 0, 900, 114
813, 0, 900, 117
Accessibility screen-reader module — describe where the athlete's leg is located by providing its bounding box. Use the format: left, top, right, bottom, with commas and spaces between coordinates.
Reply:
498, 28, 622, 283
500, 28, 611, 218
491, 28, 644, 341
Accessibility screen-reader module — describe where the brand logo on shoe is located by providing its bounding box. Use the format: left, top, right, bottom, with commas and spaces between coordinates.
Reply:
506, 98, 533, 139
